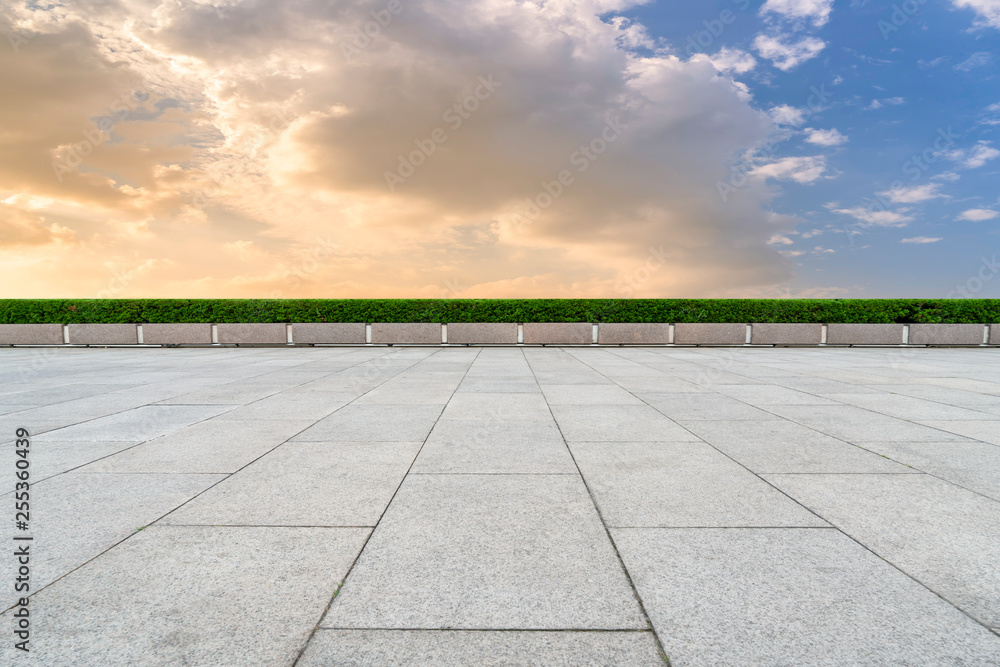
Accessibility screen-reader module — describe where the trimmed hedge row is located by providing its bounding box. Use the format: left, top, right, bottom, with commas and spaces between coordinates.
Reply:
1, 299, 999, 324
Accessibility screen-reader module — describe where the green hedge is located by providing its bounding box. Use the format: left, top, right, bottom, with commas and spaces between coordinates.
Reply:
1, 299, 998, 324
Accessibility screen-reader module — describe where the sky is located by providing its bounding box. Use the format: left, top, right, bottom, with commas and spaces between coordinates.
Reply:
0, 0, 998, 299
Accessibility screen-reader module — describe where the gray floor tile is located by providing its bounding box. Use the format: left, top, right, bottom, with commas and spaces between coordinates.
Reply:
918, 420, 1000, 445
571, 441, 826, 527
157, 383, 289, 404
0, 526, 369, 666
440, 392, 552, 421
678, 420, 914, 473
0, 440, 143, 486
827, 393, 998, 420
322, 475, 645, 629
710, 383, 836, 406
35, 405, 230, 442
638, 393, 780, 420
161, 441, 422, 526
0, 473, 223, 591
550, 405, 698, 441
213, 392, 356, 420
540, 384, 644, 405
765, 405, 972, 443
613, 527, 1000, 666
81, 419, 314, 473
299, 630, 663, 666
765, 473, 1000, 627
293, 405, 443, 441
412, 420, 575, 474
456, 379, 542, 393
860, 440, 1000, 501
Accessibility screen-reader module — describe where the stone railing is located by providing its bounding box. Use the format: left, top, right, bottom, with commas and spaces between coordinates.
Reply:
0, 322, 997, 347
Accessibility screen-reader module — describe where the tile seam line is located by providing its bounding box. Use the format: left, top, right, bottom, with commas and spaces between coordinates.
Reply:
313, 627, 659, 632
0, 348, 426, 613
523, 347, 671, 665
290, 346, 481, 667
571, 348, 1000, 635
592, 346, 1000, 502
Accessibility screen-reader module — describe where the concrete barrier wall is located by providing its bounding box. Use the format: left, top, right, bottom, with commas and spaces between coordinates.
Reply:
0, 324, 64, 345
68, 323, 137, 345
522, 323, 593, 345
751, 323, 823, 346
598, 323, 670, 345
293, 323, 366, 345
371, 323, 442, 344
448, 323, 518, 345
3, 322, 998, 346
674, 323, 746, 345
909, 324, 985, 346
217, 323, 287, 345
142, 323, 213, 345
826, 324, 904, 346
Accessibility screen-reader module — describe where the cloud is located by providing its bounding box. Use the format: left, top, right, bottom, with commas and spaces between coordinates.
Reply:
753, 34, 826, 71
805, 127, 847, 146
706, 48, 757, 74
879, 183, 943, 204
760, 0, 835, 27
751, 156, 828, 183
952, 0, 1000, 29
830, 206, 913, 227
866, 97, 905, 110
945, 140, 1000, 168
0, 0, 798, 298
901, 236, 942, 244
769, 105, 807, 126
957, 208, 999, 221
955, 52, 993, 70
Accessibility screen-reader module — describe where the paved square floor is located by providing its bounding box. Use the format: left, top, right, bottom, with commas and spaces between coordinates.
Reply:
2, 346, 1000, 665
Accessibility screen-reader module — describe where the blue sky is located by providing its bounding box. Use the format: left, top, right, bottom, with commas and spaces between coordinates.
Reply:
1, 0, 998, 298
624, 0, 1000, 297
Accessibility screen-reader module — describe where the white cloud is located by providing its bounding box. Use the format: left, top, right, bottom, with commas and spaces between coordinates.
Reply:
957, 208, 999, 221
866, 97, 905, 110
707, 48, 757, 75
769, 104, 807, 126
933, 171, 961, 182
831, 206, 913, 227
0, 0, 798, 298
901, 236, 943, 244
952, 0, 1000, 29
751, 156, 827, 183
805, 127, 847, 146
760, 0, 835, 27
945, 140, 1000, 168
768, 234, 795, 245
753, 34, 826, 71
988, 102, 1000, 112
879, 183, 943, 204
955, 52, 993, 70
